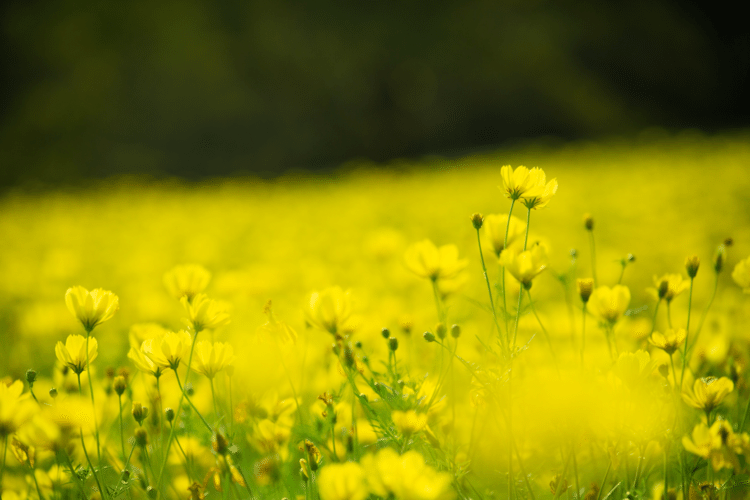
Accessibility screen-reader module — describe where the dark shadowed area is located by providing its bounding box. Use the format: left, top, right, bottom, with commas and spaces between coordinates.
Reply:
0, 0, 748, 187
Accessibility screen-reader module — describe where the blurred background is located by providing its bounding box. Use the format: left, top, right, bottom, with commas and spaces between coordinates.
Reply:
0, 0, 748, 187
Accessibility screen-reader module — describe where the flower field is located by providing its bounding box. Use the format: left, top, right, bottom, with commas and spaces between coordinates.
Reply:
2, 131, 750, 499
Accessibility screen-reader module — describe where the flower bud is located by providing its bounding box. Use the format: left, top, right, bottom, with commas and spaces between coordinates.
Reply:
388, 337, 398, 351
435, 323, 447, 340
134, 427, 148, 448
714, 245, 726, 273
354, 340, 363, 349
25, 369, 37, 386
49, 387, 58, 399
576, 278, 594, 303
471, 213, 484, 229
113, 376, 127, 396
450, 324, 461, 339
423, 331, 436, 343
627, 253, 636, 262
165, 407, 175, 423
213, 431, 229, 455
685, 255, 700, 278
147, 486, 158, 499
120, 469, 130, 483
381, 327, 390, 339
583, 213, 594, 231
132, 402, 148, 425
658, 279, 669, 299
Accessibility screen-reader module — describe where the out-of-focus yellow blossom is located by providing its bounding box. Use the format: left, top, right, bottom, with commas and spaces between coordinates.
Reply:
0, 380, 37, 437
191, 340, 236, 379
128, 342, 167, 378
682, 377, 734, 413
181, 293, 230, 331
305, 286, 353, 335
129, 322, 169, 349
164, 264, 211, 301
317, 462, 369, 500
404, 240, 467, 282
499, 165, 538, 200
392, 410, 428, 435
65, 286, 119, 331
362, 448, 455, 500
143, 330, 192, 370
648, 274, 689, 303
256, 300, 298, 344
651, 483, 683, 500
54, 334, 97, 374
588, 285, 630, 324
649, 328, 687, 355
499, 243, 547, 288
520, 168, 558, 210
682, 419, 750, 471
482, 213, 525, 256
732, 256, 750, 293
613, 350, 654, 390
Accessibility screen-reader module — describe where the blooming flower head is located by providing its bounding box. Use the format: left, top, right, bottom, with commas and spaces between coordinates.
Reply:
362, 448, 455, 500
649, 274, 689, 303
164, 264, 211, 301
305, 286, 353, 335
519, 168, 558, 210
65, 286, 119, 332
482, 213, 525, 256
0, 380, 37, 437
588, 285, 631, 324
683, 376, 734, 414
404, 239, 467, 282
499, 243, 548, 288
732, 256, 750, 293
128, 340, 168, 379
55, 334, 98, 375
683, 419, 750, 471
181, 293, 230, 332
649, 328, 687, 356
143, 330, 192, 370
191, 340, 236, 379
317, 462, 369, 500
499, 165, 538, 200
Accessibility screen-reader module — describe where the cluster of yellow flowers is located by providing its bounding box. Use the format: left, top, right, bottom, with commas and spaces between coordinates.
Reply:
2, 137, 750, 500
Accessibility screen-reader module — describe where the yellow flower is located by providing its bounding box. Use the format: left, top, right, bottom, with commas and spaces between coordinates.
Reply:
128, 342, 167, 379
482, 213, 525, 256
65, 286, 119, 331
519, 168, 558, 210
499, 243, 547, 288
256, 300, 298, 344
181, 293, 230, 331
392, 410, 428, 435
649, 328, 687, 356
588, 285, 631, 324
317, 462, 369, 500
55, 334, 98, 375
143, 330, 193, 370
683, 420, 750, 471
305, 286, 353, 335
404, 239, 467, 282
164, 264, 211, 301
0, 380, 37, 437
682, 377, 734, 413
648, 274, 689, 303
191, 340, 236, 379
362, 448, 455, 500
732, 256, 750, 293
128, 323, 169, 349
499, 165, 538, 200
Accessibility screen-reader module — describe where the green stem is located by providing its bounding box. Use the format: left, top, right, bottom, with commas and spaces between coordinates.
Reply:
62, 450, 88, 499
680, 277, 694, 388
501, 198, 517, 343
581, 303, 587, 368
650, 299, 661, 335
476, 228, 506, 352
617, 262, 626, 285
572, 447, 580, 500
118, 394, 126, 464
523, 207, 531, 251
77, 372, 106, 500
512, 287, 524, 349
740, 394, 750, 433
84, 331, 102, 465
692, 272, 719, 348
210, 378, 219, 418
431, 278, 443, 323
552, 447, 573, 500
670, 354, 679, 391
0, 435, 7, 489
175, 372, 213, 433
595, 460, 611, 500
667, 301, 673, 328
588, 230, 598, 287
663, 445, 669, 500
632, 448, 644, 491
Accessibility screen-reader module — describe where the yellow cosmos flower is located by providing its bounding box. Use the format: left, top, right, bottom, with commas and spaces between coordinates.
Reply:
499, 243, 548, 288
649, 328, 687, 355
588, 285, 631, 324
317, 462, 369, 500
482, 213, 525, 256
683, 420, 750, 471
732, 256, 750, 293
499, 165, 538, 200
181, 293, 230, 332
191, 340, 236, 379
256, 300, 298, 344
128, 343, 167, 379
305, 286, 353, 335
392, 410, 428, 435
164, 264, 211, 301
65, 286, 119, 331
0, 380, 37, 437
682, 377, 734, 414
55, 334, 98, 375
143, 330, 193, 370
404, 239, 467, 282
362, 448, 455, 500
648, 274, 689, 303
520, 168, 558, 210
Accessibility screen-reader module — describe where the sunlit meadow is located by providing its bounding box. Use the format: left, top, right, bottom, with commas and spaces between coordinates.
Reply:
2, 132, 750, 500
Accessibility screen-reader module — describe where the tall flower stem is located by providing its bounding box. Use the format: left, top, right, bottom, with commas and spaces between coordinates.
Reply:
649, 299, 662, 335
431, 278, 443, 323
210, 378, 220, 419
174, 372, 213, 433
588, 229, 598, 287
581, 303, 587, 367
84, 329, 102, 464
118, 393, 126, 464
0, 435, 7, 488
475, 227, 506, 352
680, 277, 695, 387
501, 198, 517, 347
76, 373, 106, 500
